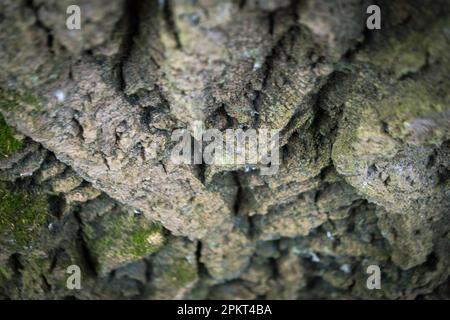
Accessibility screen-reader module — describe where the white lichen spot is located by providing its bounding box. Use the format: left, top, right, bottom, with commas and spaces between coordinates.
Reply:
244, 165, 257, 172
53, 90, 65, 103
340, 264, 351, 274
253, 61, 262, 71
186, 255, 195, 264
310, 252, 320, 262
20, 171, 33, 177
326, 231, 335, 241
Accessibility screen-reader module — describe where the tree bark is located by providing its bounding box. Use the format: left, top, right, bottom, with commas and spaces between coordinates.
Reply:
0, 0, 449, 299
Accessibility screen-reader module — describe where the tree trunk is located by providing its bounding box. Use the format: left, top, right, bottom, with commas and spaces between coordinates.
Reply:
0, 0, 449, 299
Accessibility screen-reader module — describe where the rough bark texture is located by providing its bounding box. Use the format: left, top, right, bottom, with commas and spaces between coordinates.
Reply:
0, 0, 449, 299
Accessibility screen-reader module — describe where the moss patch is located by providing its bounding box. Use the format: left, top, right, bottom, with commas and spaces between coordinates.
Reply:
355, 17, 450, 78
0, 114, 23, 158
0, 182, 49, 250
165, 258, 198, 286
85, 211, 165, 275
376, 79, 448, 143
0, 89, 42, 112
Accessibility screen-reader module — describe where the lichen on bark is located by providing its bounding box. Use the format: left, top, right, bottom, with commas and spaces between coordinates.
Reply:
0, 0, 449, 300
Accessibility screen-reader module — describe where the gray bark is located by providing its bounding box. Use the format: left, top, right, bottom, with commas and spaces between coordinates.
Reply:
0, 0, 449, 299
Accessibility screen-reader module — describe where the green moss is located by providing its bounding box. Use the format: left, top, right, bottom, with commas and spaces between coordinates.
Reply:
0, 182, 49, 249
129, 222, 164, 257
376, 78, 447, 144
0, 264, 13, 290
12, 253, 53, 299
86, 211, 165, 274
0, 88, 42, 112
332, 55, 448, 175
356, 17, 450, 78
332, 98, 397, 176
165, 258, 197, 286
94, 213, 164, 258
0, 114, 23, 158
